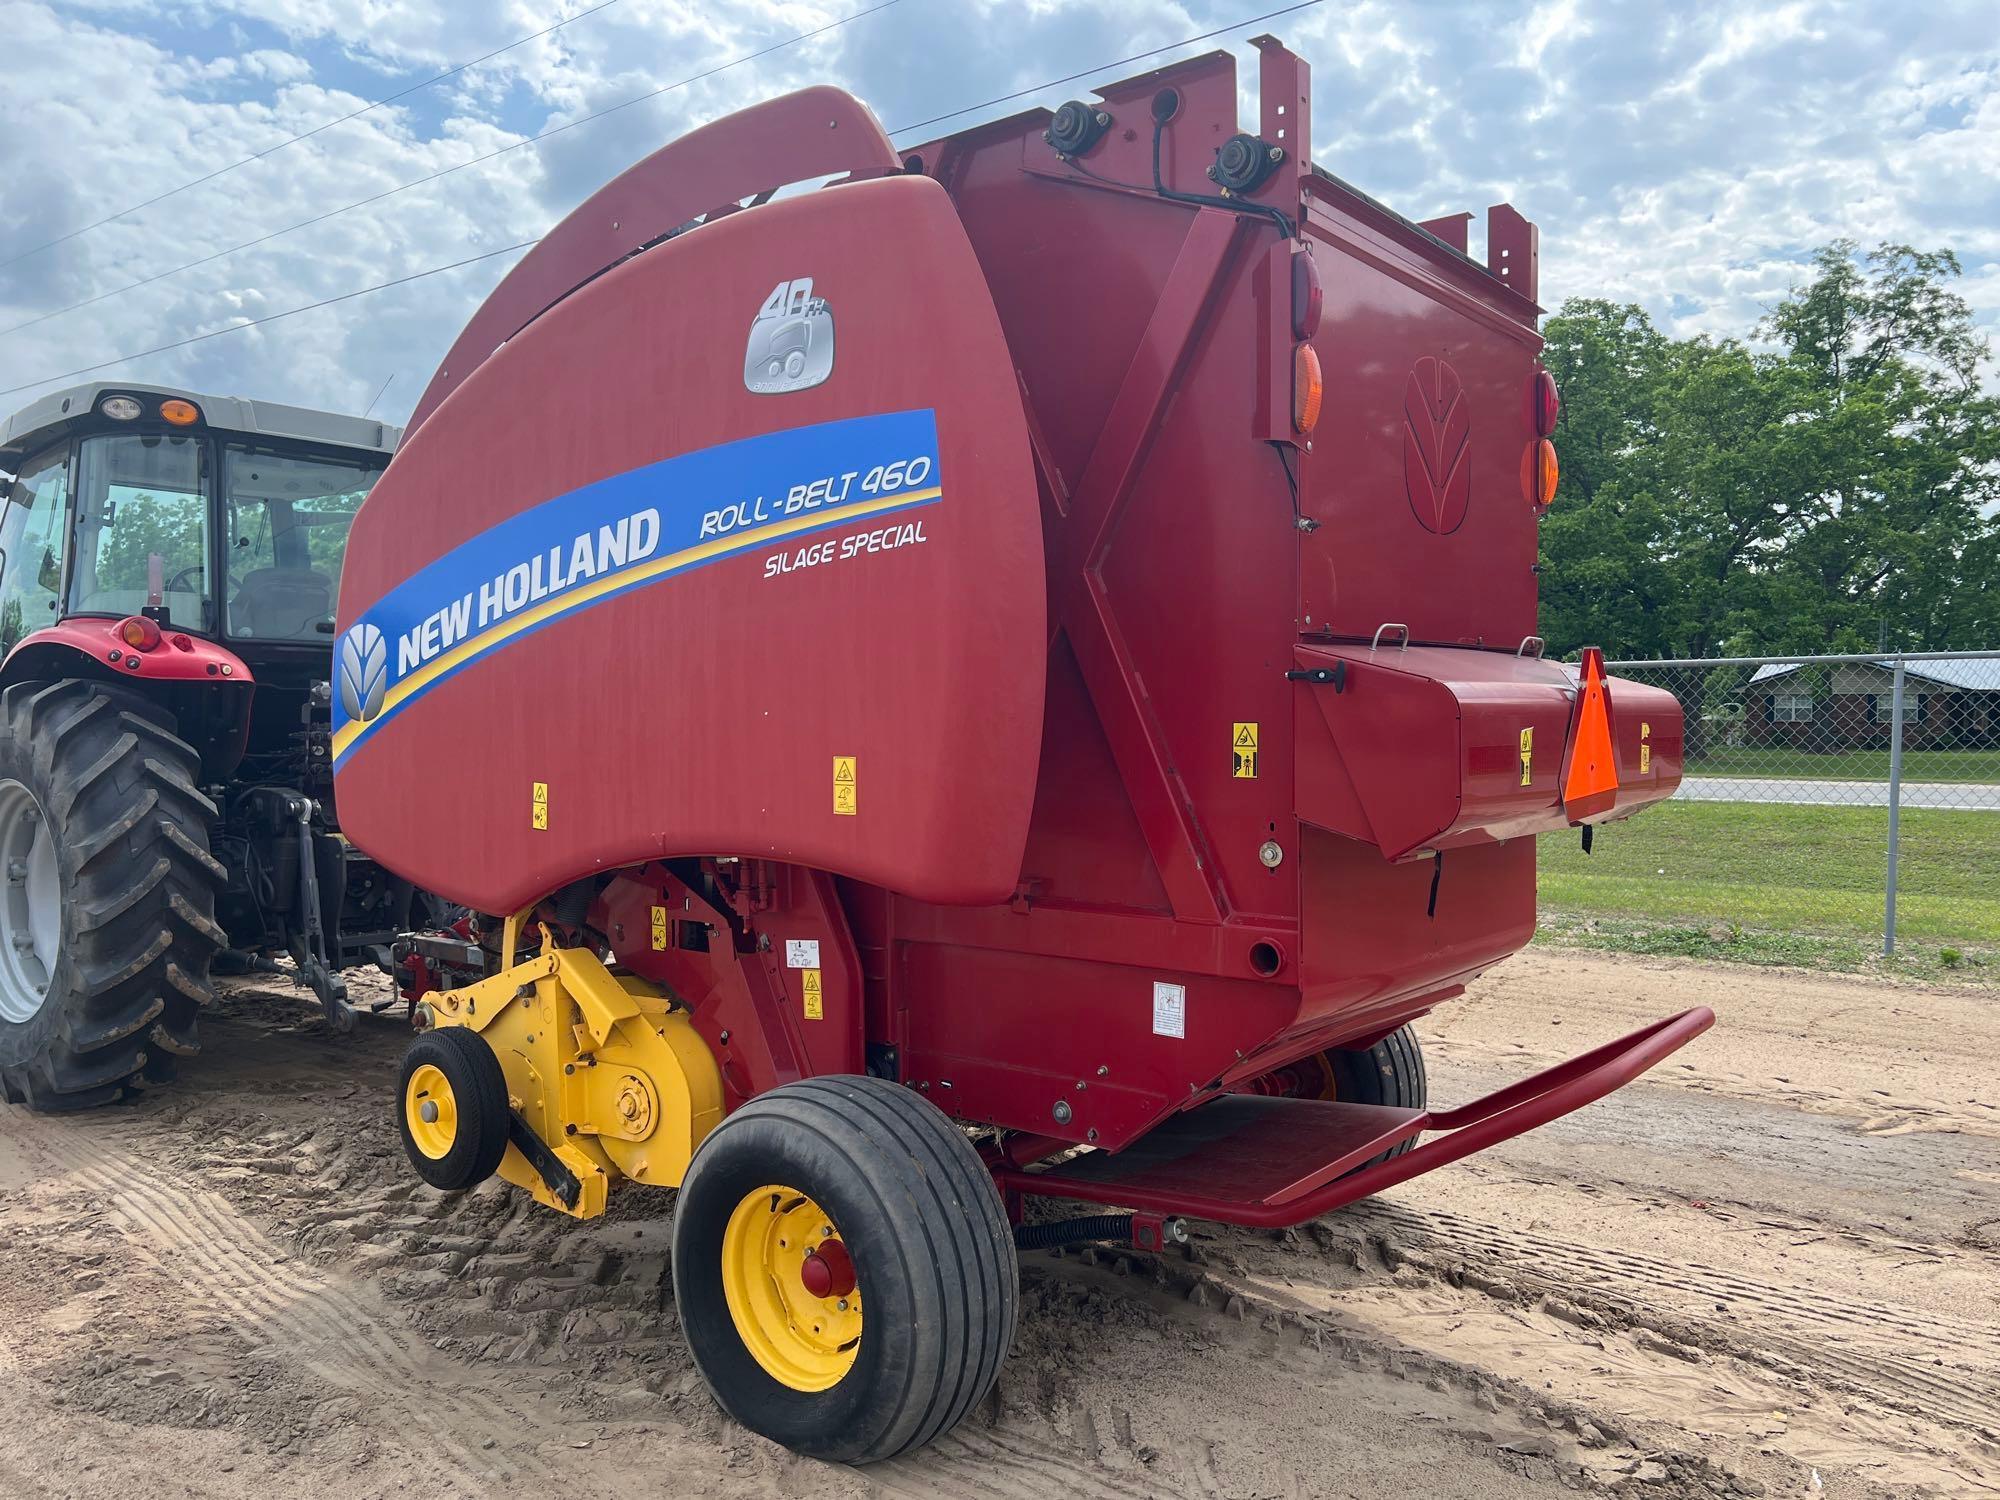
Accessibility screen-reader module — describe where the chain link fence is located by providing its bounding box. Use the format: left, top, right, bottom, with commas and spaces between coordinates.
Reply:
1537, 651, 2000, 968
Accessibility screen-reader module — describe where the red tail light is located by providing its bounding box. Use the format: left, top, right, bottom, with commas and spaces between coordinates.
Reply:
1530, 369, 1560, 435
1291, 249, 1323, 338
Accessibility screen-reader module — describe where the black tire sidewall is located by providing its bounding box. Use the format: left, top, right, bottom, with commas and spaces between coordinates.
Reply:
674, 1108, 930, 1459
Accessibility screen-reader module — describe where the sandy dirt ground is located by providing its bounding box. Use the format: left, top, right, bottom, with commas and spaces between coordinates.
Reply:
0, 948, 1994, 1500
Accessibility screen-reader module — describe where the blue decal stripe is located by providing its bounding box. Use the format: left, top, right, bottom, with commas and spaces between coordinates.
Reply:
332, 486, 940, 767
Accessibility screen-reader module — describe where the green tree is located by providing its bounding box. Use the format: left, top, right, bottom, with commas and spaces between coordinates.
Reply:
1538, 242, 2000, 661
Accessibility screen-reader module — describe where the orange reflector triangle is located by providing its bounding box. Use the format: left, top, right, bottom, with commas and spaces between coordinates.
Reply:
1563, 646, 1620, 820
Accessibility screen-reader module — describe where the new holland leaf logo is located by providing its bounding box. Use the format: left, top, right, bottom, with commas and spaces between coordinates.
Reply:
1402, 356, 1471, 535
336, 622, 388, 723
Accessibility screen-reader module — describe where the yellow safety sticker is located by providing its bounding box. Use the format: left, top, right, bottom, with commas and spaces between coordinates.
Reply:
650, 905, 668, 951
1232, 722, 1259, 779
801, 967, 824, 1020
1640, 720, 1651, 775
1519, 726, 1534, 786
531, 780, 549, 830
833, 755, 857, 816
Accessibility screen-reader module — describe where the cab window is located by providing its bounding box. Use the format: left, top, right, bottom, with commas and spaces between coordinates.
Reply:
223, 446, 382, 640
0, 445, 72, 653
71, 433, 210, 632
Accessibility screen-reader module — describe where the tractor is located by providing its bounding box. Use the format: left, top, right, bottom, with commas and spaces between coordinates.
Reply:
0, 382, 421, 1109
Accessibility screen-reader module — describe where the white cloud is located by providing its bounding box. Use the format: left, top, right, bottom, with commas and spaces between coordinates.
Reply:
0, 0, 1994, 425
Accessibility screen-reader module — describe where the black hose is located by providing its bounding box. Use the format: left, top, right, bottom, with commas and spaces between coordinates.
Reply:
1013, 1214, 1134, 1251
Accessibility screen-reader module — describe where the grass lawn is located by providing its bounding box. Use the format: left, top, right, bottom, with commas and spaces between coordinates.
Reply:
1686, 745, 2000, 783
1537, 799, 2000, 947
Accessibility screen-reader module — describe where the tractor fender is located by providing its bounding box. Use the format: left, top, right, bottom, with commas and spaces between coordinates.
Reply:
0, 620, 253, 689
0, 624, 256, 777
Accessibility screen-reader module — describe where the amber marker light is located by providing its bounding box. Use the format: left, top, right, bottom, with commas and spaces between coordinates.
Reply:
119, 616, 162, 651
1292, 343, 1323, 436
1534, 437, 1559, 508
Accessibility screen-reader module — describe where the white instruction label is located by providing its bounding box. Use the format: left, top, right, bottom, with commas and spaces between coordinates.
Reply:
1152, 981, 1186, 1039
785, 939, 821, 969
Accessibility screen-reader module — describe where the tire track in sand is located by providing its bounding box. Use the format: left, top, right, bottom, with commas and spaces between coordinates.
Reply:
1353, 1200, 2000, 1439
16, 1108, 556, 1488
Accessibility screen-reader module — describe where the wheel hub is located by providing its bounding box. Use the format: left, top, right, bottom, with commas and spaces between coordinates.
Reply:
798, 1237, 856, 1299
0, 778, 59, 1026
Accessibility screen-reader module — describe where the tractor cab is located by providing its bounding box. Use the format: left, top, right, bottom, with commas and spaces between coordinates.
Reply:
0, 383, 392, 688
0, 384, 420, 1111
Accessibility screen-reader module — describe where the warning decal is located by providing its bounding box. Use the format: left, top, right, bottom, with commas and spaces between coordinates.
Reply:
833, 755, 857, 816
802, 967, 824, 1020
1519, 726, 1534, 786
650, 905, 668, 951
1640, 720, 1652, 776
531, 780, 549, 830
1231, 722, 1259, 780
1152, 980, 1186, 1039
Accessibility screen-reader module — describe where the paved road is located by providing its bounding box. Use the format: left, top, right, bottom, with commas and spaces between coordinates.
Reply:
1680, 775, 2000, 809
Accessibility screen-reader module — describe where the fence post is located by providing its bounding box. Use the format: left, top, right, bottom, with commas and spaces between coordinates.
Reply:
1884, 656, 1906, 956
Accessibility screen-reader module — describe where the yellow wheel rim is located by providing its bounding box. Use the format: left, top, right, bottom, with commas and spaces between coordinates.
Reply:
1313, 1053, 1340, 1101
720, 1185, 863, 1392
405, 1063, 459, 1159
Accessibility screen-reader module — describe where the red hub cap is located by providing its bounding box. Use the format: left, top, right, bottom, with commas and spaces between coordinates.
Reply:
799, 1238, 856, 1299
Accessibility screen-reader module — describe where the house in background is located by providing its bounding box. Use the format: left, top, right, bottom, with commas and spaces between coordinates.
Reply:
1746, 658, 1999, 750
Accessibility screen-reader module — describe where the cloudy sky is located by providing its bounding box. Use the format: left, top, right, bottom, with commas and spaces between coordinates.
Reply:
1, 0, 1995, 427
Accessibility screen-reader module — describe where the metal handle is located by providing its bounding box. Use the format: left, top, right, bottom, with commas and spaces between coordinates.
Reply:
1369, 622, 1410, 653
1516, 635, 1546, 659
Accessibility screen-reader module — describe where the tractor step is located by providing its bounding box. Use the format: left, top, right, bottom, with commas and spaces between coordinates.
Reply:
993, 1007, 1716, 1229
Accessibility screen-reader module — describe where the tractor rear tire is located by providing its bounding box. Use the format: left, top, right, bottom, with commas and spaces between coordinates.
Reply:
0, 680, 225, 1110
673, 1075, 1018, 1463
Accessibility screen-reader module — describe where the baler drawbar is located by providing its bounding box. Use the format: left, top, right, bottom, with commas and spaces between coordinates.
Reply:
337, 36, 1711, 1463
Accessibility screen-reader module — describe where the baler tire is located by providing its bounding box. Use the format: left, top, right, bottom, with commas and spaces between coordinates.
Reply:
396, 1028, 510, 1191
0, 680, 223, 1111
673, 1074, 1018, 1463
1327, 1023, 1428, 1162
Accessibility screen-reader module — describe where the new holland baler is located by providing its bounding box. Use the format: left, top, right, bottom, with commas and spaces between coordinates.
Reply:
335, 38, 1710, 1462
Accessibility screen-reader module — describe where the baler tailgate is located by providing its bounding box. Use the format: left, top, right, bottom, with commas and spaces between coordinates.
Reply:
994, 1006, 1715, 1228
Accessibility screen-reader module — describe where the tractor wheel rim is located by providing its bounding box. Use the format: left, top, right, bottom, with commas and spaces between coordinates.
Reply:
0, 778, 59, 1026
404, 1063, 459, 1158
720, 1185, 862, 1392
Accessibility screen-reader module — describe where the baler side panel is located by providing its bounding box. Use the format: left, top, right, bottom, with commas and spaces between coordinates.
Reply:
875, 57, 1559, 1153
336, 176, 1046, 915
940, 147, 1304, 928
